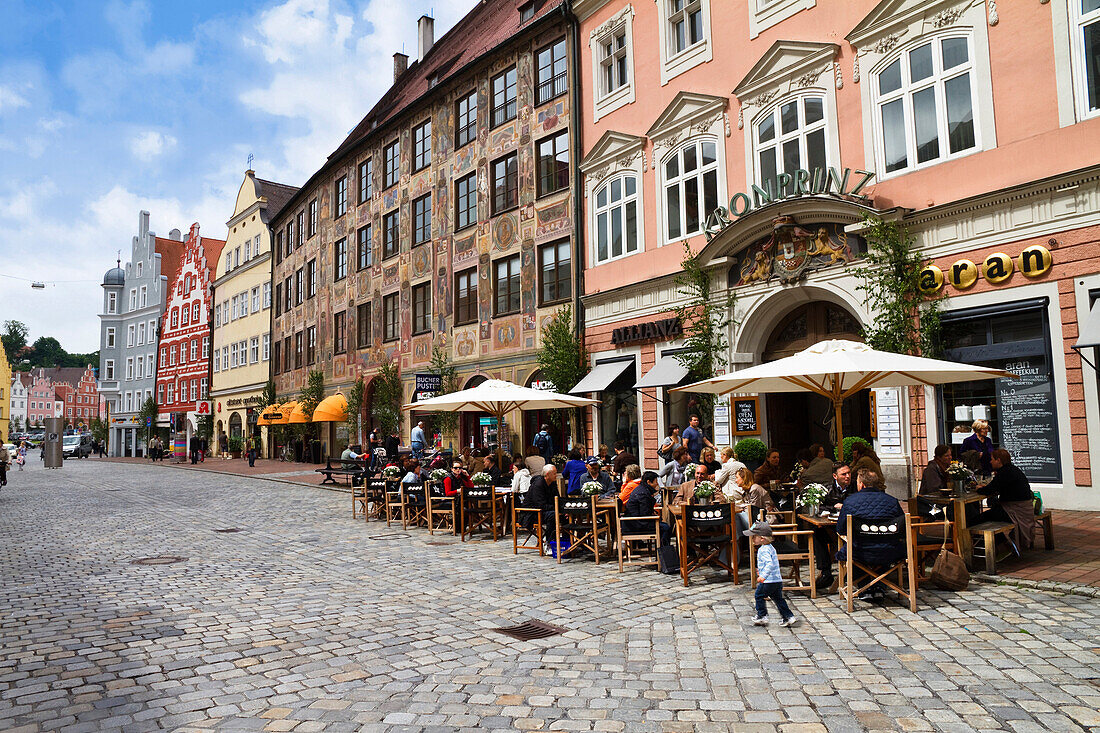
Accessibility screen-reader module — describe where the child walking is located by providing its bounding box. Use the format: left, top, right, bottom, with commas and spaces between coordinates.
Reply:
746, 521, 799, 627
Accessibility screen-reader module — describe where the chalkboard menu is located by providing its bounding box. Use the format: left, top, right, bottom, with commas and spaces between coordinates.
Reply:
997, 356, 1060, 483
733, 398, 759, 435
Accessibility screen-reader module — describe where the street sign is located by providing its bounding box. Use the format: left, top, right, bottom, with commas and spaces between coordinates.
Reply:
415, 374, 443, 392
146, 417, 152, 426
195, 400, 213, 416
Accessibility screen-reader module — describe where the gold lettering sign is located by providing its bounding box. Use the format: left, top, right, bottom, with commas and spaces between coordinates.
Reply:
1018, 245, 1053, 278
918, 265, 945, 294
982, 252, 1014, 284
948, 259, 979, 290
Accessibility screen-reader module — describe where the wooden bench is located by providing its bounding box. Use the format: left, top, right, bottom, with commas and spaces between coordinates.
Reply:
968, 521, 1016, 574
1035, 509, 1054, 550
316, 458, 366, 486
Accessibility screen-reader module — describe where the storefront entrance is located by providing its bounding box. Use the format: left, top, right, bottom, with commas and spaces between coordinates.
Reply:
523, 370, 571, 455
762, 301, 869, 468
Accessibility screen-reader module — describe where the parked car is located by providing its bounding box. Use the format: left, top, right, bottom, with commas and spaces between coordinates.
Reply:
62, 435, 93, 458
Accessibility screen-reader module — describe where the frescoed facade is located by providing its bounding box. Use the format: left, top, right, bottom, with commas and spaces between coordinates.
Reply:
155, 223, 224, 446
574, 0, 1100, 509
99, 211, 183, 456
271, 3, 579, 456
211, 170, 297, 456
0, 348, 9, 443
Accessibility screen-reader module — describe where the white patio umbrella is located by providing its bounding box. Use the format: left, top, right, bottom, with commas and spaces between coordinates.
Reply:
402, 379, 600, 467
671, 339, 1015, 454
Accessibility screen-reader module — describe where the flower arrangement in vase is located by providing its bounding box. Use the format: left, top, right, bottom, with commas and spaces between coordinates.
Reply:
945, 461, 974, 493
470, 471, 494, 486
683, 463, 698, 481
429, 468, 448, 482
581, 481, 604, 497
796, 483, 828, 515
382, 465, 403, 479
694, 480, 717, 504
552, 453, 568, 468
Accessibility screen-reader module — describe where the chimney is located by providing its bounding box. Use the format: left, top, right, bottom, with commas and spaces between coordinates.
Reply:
394, 52, 408, 81
418, 15, 434, 60
169, 228, 181, 241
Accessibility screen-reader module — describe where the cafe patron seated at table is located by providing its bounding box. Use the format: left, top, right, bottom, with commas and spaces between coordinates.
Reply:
753, 450, 782, 488
671, 464, 727, 506
836, 469, 904, 567
623, 471, 672, 547
976, 449, 1035, 552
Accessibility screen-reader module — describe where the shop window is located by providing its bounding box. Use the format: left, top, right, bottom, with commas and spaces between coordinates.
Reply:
455, 268, 478, 325
456, 90, 477, 148
875, 35, 977, 175
662, 139, 719, 243
536, 38, 568, 105
494, 254, 521, 315
939, 301, 1061, 483
753, 95, 829, 195
593, 174, 639, 264
597, 358, 639, 459
383, 293, 399, 342
536, 131, 569, 197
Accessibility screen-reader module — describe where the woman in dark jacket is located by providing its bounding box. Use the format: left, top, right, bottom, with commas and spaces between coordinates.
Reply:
623, 471, 671, 546
977, 449, 1034, 551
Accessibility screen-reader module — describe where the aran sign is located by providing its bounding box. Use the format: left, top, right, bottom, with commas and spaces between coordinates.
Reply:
918, 245, 1054, 293
706, 166, 875, 240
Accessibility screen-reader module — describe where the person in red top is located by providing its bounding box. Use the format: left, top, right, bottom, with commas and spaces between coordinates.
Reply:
443, 461, 474, 497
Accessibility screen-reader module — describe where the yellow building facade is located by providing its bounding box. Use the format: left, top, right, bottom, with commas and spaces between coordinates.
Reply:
210, 170, 297, 456
0, 349, 10, 444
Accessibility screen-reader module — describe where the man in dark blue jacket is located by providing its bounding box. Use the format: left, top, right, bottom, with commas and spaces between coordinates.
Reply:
836, 468, 905, 567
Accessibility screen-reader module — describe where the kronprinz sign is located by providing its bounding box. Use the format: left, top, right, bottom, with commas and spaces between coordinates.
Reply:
706, 166, 875, 240
611, 317, 683, 345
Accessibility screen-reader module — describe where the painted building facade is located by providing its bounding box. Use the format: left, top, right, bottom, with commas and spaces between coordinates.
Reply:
155, 223, 224, 445
9, 372, 28, 435
574, 0, 1100, 509
99, 211, 183, 456
0, 348, 9, 443
211, 170, 297, 456
57, 366, 100, 429
271, 2, 580, 455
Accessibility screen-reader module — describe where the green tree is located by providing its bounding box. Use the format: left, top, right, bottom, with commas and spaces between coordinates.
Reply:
196, 414, 213, 441
137, 396, 159, 443
2, 320, 28, 365
853, 217, 943, 356
345, 376, 366, 447
89, 417, 108, 443
261, 380, 278, 407
672, 242, 736, 418
29, 336, 66, 368
372, 361, 403, 436
536, 305, 589, 442
298, 370, 325, 438
427, 343, 461, 440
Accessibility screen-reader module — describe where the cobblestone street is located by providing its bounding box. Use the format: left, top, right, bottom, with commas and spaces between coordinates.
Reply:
2, 461, 1098, 733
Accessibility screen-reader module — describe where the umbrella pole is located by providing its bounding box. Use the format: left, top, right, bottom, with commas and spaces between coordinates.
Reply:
833, 397, 845, 462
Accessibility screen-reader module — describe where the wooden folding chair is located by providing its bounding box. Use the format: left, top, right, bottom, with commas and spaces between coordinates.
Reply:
351, 482, 369, 519
401, 485, 427, 529
513, 502, 545, 556
676, 502, 739, 586
461, 485, 501, 541
426, 481, 456, 535
554, 496, 612, 564
383, 478, 403, 526
838, 513, 918, 612
909, 513, 955, 584
364, 477, 388, 521
617, 500, 661, 572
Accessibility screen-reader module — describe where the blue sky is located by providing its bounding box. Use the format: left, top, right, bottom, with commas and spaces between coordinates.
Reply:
0, 0, 477, 354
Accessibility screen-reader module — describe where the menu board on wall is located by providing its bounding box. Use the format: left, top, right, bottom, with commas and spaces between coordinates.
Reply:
873, 388, 904, 456
734, 398, 760, 435
713, 399, 731, 446
997, 357, 1060, 483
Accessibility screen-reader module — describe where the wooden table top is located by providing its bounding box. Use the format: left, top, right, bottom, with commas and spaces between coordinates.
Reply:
921, 491, 985, 505
798, 513, 839, 529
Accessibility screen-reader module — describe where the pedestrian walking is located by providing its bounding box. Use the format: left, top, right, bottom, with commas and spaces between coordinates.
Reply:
189, 435, 199, 464
0, 444, 10, 487
410, 421, 427, 459
247, 435, 257, 468
746, 521, 799, 628
16, 442, 28, 470
199, 436, 208, 462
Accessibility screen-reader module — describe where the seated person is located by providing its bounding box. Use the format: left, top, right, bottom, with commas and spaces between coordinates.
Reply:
617, 464, 643, 504
443, 461, 474, 497
522, 464, 559, 535
401, 458, 424, 486
821, 463, 853, 511
809, 462, 853, 590
976, 449, 1035, 552
340, 444, 362, 461
524, 446, 546, 476
836, 469, 905, 567
483, 453, 503, 486
730, 466, 772, 517
699, 447, 722, 476
583, 457, 613, 495
753, 449, 782, 488
612, 441, 638, 477
510, 457, 532, 496
671, 464, 728, 506
795, 445, 834, 488
918, 445, 952, 495
562, 449, 587, 495
597, 443, 612, 468
657, 446, 691, 487
714, 446, 746, 489
623, 471, 671, 546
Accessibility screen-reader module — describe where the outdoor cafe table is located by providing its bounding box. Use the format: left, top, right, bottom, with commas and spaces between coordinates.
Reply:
920, 491, 986, 569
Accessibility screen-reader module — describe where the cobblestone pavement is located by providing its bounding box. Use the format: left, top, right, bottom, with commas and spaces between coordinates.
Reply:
2, 462, 1098, 733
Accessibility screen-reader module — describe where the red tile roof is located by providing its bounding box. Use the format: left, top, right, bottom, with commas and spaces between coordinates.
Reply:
155, 236, 184, 287
199, 236, 226, 277
256, 178, 300, 219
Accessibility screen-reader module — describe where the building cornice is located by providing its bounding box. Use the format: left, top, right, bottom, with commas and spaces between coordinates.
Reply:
213, 252, 271, 289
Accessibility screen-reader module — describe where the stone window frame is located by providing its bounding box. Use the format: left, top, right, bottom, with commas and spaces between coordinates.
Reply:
847, 0, 997, 183
655, 0, 713, 86
748, 0, 816, 39
1050, 0, 1100, 125
579, 130, 648, 266
589, 5, 637, 121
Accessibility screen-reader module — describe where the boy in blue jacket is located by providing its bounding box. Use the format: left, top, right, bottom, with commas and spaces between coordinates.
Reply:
747, 521, 799, 628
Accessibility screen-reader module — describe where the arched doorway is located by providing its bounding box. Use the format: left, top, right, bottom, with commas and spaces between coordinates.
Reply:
763, 301, 870, 467
228, 412, 243, 439
523, 369, 570, 456
459, 375, 496, 452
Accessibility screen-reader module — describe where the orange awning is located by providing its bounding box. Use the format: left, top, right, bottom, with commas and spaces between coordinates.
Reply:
288, 401, 313, 424
256, 404, 280, 426
312, 394, 347, 422
271, 401, 298, 425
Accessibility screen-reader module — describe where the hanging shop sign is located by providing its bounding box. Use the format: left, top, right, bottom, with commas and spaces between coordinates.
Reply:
611, 317, 683, 346
415, 374, 443, 392
706, 166, 876, 240
919, 245, 1054, 294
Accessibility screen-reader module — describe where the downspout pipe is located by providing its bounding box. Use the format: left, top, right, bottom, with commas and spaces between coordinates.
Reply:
564, 0, 584, 342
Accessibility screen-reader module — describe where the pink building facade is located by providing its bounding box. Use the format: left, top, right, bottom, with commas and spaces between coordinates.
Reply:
574, 0, 1100, 509
155, 223, 223, 441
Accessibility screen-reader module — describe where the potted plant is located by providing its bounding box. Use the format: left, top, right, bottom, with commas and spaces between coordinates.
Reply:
552, 453, 568, 469
694, 480, 717, 505
429, 468, 448, 482
945, 461, 974, 495
581, 480, 604, 497
470, 471, 494, 487
683, 463, 698, 481
227, 436, 244, 458
796, 483, 828, 516
733, 438, 768, 473
836, 436, 873, 464
382, 465, 403, 480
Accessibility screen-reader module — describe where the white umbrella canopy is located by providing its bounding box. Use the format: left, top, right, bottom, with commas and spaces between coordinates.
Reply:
672, 339, 1014, 453
403, 379, 599, 464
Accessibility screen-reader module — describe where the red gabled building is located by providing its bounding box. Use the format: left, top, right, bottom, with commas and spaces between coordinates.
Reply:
155, 223, 224, 444
61, 366, 101, 428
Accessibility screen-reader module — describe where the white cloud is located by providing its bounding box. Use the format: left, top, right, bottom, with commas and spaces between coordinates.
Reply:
130, 130, 177, 161
0, 84, 30, 114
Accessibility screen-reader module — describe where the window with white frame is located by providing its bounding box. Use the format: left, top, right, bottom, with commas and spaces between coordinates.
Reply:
129, 289, 137, 310
202, 337, 209, 358
748, 0, 815, 39
262, 334, 270, 361
106, 327, 115, 348
874, 35, 978, 175
127, 324, 135, 347
657, 0, 712, 84
105, 360, 114, 380
754, 95, 829, 194
190, 340, 197, 361
662, 139, 720, 242
136, 355, 143, 379
126, 358, 134, 380
1073, 0, 1100, 119
107, 292, 117, 313
250, 337, 260, 364
139, 285, 147, 307
593, 174, 640, 264
251, 286, 261, 313
601, 31, 629, 98
263, 282, 271, 309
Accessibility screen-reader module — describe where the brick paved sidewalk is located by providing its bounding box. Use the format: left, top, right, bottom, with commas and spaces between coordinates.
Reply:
103, 455, 1100, 591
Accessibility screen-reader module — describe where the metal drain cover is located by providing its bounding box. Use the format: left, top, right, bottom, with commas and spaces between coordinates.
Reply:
492, 620, 567, 641
131, 556, 187, 566
213, 528, 242, 533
